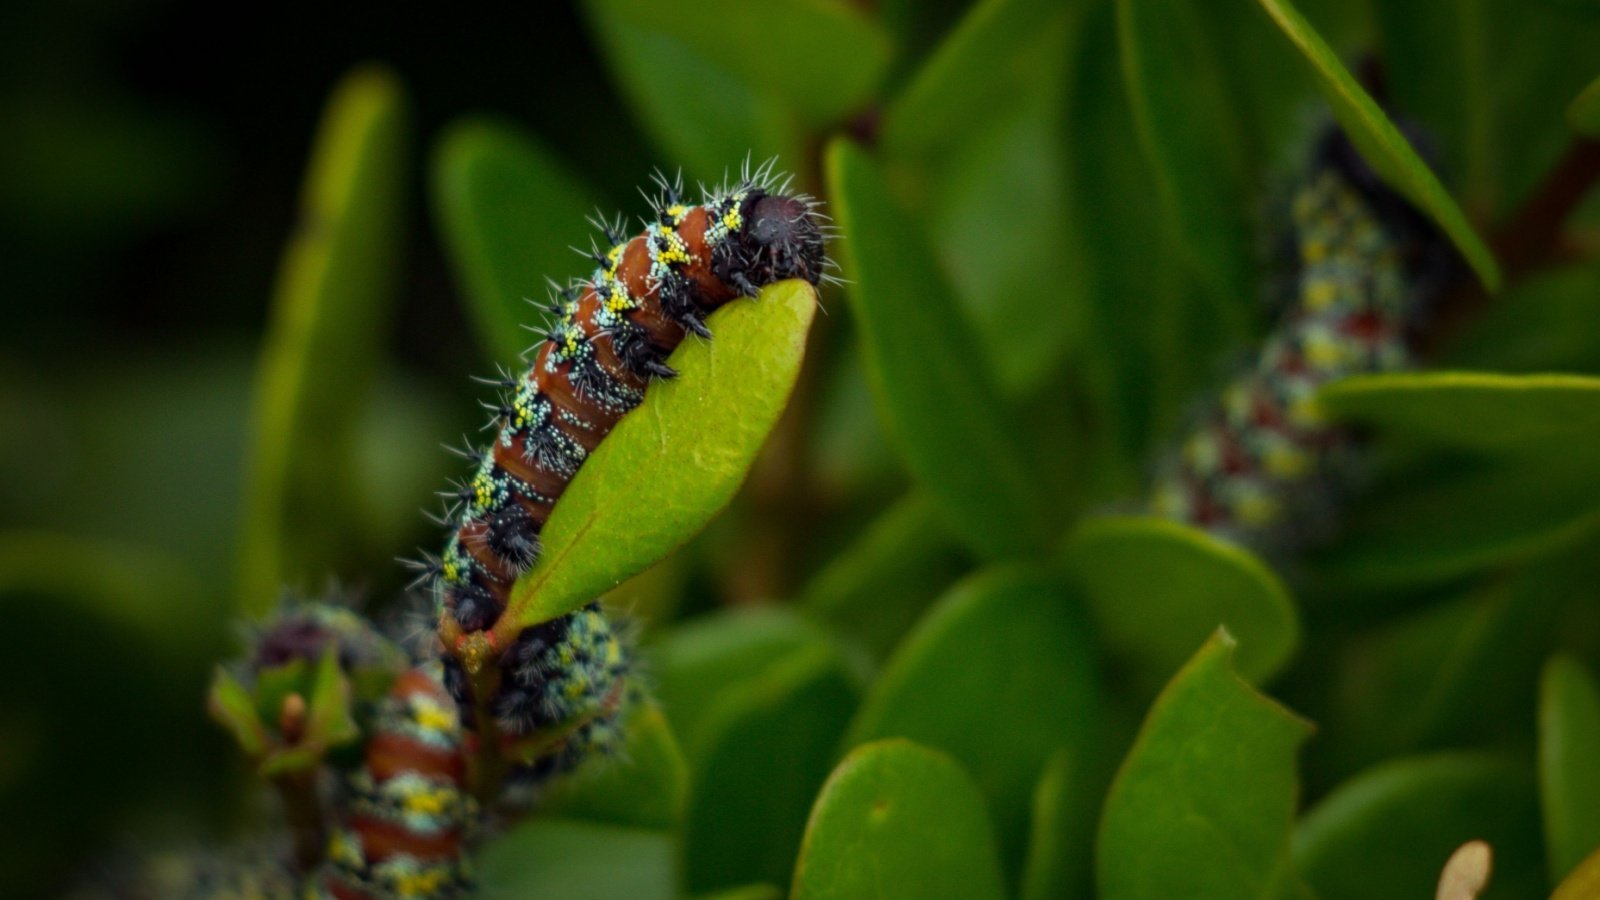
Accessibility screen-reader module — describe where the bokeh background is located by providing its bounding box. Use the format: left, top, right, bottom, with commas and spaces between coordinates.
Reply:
4, 0, 1600, 896
0, 2, 937, 892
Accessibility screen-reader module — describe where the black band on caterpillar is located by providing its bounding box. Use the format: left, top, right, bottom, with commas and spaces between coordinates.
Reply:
1150, 123, 1450, 548
414, 160, 829, 639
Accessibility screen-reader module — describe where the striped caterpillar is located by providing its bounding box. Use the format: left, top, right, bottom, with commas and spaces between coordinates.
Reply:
317, 664, 474, 900
1149, 126, 1448, 548
411, 161, 828, 781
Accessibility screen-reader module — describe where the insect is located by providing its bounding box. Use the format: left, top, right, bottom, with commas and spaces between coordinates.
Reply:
318, 664, 474, 900
1149, 126, 1448, 548
412, 161, 829, 638
411, 160, 830, 790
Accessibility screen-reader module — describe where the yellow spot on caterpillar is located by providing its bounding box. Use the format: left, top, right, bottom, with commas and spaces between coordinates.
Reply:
1235, 491, 1281, 527
1304, 279, 1338, 311
1151, 485, 1188, 519
413, 700, 456, 734
328, 829, 362, 867
1182, 433, 1218, 470
1263, 443, 1311, 478
1303, 331, 1348, 369
1288, 393, 1325, 428
653, 225, 692, 266
392, 868, 449, 898
402, 786, 449, 816
605, 287, 632, 314
1222, 383, 1254, 423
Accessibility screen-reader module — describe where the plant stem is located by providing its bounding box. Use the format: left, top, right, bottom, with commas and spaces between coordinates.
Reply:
271, 769, 326, 874
1494, 138, 1600, 280
1426, 136, 1600, 353
442, 623, 511, 806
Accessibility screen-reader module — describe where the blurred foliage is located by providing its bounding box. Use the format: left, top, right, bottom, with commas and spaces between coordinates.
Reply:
5, 0, 1600, 897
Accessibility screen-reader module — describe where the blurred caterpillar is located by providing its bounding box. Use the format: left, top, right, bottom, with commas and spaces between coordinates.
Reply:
1149, 125, 1451, 548
317, 664, 474, 900
410, 161, 829, 788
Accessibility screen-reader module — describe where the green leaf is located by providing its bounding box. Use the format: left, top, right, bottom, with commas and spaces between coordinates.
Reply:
922, 72, 1081, 394
651, 608, 839, 752
1540, 655, 1600, 882
880, 0, 1089, 393
541, 699, 689, 831
1442, 264, 1600, 375
1198, 0, 1363, 165
206, 667, 268, 758
1317, 568, 1570, 776
799, 493, 972, 660
845, 565, 1100, 883
1309, 457, 1600, 587
1116, 0, 1254, 329
499, 280, 817, 632
1063, 2, 1227, 468
252, 659, 310, 724
299, 645, 357, 751
1097, 630, 1311, 900
1252, 0, 1501, 291
693, 886, 783, 900
1061, 516, 1300, 686
476, 819, 675, 900
583, 0, 889, 126
1375, 2, 1600, 214
581, 0, 805, 183
431, 119, 595, 365
1554, 847, 1600, 900
1020, 748, 1091, 900
825, 139, 1055, 559
1294, 754, 1545, 900
1571, 74, 1600, 137
683, 644, 860, 893
791, 739, 1008, 900
880, 0, 1061, 157
1320, 372, 1600, 454
237, 65, 408, 617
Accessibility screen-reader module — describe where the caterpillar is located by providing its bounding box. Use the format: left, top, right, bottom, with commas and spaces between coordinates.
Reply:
411, 161, 828, 787
415, 160, 828, 638
473, 602, 633, 809
250, 600, 408, 681
1149, 125, 1448, 549
317, 664, 474, 900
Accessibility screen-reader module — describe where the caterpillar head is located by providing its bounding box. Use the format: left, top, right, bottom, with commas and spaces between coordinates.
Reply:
726, 191, 829, 289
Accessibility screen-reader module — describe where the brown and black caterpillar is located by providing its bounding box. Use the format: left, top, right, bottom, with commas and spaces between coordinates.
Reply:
403, 161, 830, 796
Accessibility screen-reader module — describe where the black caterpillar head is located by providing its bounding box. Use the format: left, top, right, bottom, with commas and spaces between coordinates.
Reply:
250, 600, 405, 677
725, 190, 828, 289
